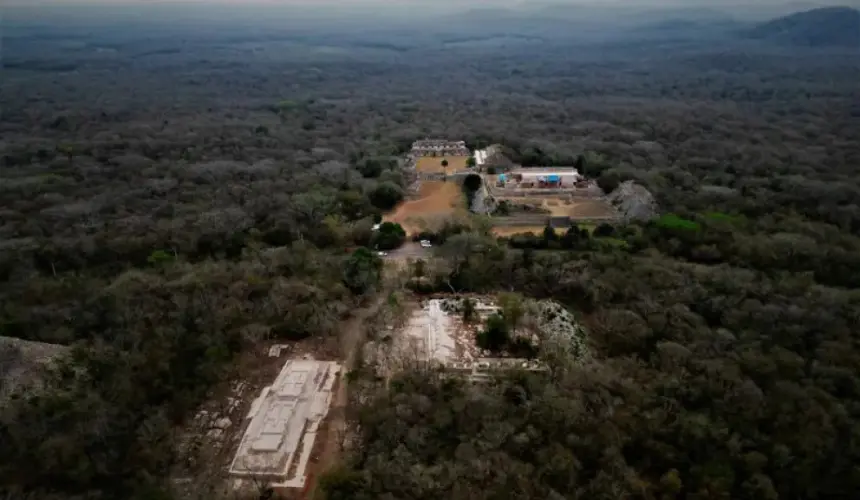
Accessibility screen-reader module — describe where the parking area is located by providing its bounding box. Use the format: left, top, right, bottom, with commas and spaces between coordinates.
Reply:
382, 242, 431, 261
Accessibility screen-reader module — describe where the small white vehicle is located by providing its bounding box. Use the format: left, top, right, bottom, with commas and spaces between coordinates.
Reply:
419, 240, 432, 248
377, 251, 388, 257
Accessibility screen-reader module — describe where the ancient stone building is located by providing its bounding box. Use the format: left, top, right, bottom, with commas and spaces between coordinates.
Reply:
410, 139, 470, 157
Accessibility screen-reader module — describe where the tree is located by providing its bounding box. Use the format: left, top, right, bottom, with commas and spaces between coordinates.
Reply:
466, 156, 476, 168
597, 172, 622, 194
441, 159, 449, 167
369, 182, 404, 211
342, 247, 382, 294
356, 158, 383, 178
372, 222, 406, 250
463, 173, 482, 192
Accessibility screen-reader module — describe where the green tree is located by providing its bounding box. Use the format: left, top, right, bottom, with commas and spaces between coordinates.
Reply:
342, 247, 382, 295
369, 182, 404, 211
372, 222, 406, 250
466, 156, 476, 168
441, 159, 449, 167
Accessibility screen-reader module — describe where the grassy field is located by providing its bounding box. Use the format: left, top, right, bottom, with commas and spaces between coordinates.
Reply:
415, 156, 470, 174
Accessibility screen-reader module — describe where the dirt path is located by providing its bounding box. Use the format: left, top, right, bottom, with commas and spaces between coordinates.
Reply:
302, 297, 386, 499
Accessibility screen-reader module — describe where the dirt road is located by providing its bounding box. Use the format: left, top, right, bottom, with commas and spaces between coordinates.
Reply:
302, 297, 385, 499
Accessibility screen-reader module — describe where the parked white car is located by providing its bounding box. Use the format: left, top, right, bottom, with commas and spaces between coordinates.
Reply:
419, 240, 432, 248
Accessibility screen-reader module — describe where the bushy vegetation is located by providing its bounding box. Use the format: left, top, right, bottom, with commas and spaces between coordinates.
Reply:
371, 222, 407, 251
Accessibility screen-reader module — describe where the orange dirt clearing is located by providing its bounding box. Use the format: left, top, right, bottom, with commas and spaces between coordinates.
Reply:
415, 156, 470, 174
385, 181, 465, 235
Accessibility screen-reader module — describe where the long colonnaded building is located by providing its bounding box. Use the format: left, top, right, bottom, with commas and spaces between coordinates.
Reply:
410, 139, 470, 157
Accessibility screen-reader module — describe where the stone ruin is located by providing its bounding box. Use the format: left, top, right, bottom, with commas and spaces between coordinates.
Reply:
228, 359, 340, 489
388, 298, 549, 382
410, 139, 470, 157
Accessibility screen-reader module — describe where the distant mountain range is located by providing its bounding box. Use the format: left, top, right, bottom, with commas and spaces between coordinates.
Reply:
746, 6, 860, 46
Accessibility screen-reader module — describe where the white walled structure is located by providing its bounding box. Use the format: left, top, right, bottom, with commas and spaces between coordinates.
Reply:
228, 360, 340, 488
394, 299, 547, 381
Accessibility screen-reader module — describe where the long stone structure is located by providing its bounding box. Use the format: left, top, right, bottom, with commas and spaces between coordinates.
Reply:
410, 139, 470, 157
228, 360, 340, 489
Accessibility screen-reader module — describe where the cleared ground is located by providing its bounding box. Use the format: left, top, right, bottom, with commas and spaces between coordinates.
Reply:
385, 180, 466, 235
496, 196, 617, 218
415, 155, 470, 174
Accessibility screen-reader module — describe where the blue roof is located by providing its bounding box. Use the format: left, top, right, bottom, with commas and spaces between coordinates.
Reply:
547, 174, 560, 182
499, 174, 507, 181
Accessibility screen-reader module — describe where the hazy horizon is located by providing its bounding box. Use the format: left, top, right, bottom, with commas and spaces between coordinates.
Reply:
6, 0, 859, 27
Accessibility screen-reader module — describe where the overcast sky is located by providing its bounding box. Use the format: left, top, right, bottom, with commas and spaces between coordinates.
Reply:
8, 0, 854, 7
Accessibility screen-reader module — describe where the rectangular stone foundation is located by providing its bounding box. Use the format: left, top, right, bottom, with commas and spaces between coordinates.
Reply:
228, 360, 340, 488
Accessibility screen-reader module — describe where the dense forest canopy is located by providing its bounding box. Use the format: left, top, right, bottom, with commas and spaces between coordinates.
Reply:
1, 3, 859, 499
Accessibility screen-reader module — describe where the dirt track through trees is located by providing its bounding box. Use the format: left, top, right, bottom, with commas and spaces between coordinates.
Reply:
301, 297, 385, 500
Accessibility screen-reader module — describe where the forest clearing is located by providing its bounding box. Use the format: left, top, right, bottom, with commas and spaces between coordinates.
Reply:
384, 180, 466, 234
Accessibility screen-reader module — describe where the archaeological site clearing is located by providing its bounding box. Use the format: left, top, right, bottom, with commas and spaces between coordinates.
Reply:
367, 296, 589, 382
391, 138, 623, 235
